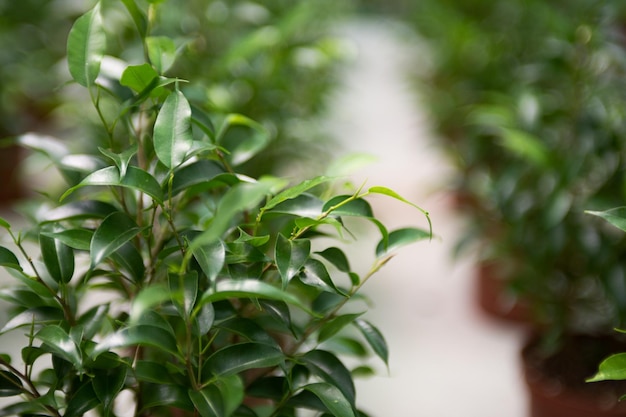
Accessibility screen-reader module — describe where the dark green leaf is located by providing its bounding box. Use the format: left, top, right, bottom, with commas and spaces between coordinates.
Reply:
0, 307, 64, 334
0, 247, 21, 271
64, 380, 100, 417
204, 343, 284, 378
169, 271, 199, 318
215, 375, 244, 416
217, 114, 270, 166
141, 382, 194, 410
77, 305, 109, 341
302, 350, 355, 406
188, 385, 223, 417
93, 367, 127, 413
318, 313, 364, 343
135, 360, 175, 384
0, 371, 23, 397
353, 319, 388, 366
110, 241, 146, 282
301, 259, 345, 295
316, 247, 350, 272
42, 200, 118, 223
299, 383, 355, 417
67, 2, 106, 87
276, 235, 310, 288
40, 230, 75, 283
375, 227, 431, 258
40, 228, 93, 251
216, 318, 279, 347
154, 90, 193, 168
61, 166, 164, 203
93, 325, 181, 359
90, 212, 141, 268
169, 159, 225, 197
35, 326, 82, 371
192, 240, 225, 286
121, 0, 147, 37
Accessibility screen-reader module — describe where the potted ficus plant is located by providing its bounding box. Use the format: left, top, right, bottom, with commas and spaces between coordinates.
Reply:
0, 1, 431, 417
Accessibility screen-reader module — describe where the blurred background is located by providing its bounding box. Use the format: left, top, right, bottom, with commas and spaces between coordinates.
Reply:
3, 1, 626, 416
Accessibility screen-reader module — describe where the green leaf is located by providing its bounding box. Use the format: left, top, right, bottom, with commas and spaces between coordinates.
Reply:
0, 217, 11, 229
316, 247, 350, 272
147, 36, 178, 74
498, 127, 550, 166
41, 228, 93, 251
263, 176, 332, 212
216, 114, 271, 166
40, 230, 75, 283
301, 350, 356, 406
204, 343, 284, 378
197, 279, 316, 316
99, 145, 138, 179
90, 212, 141, 269
368, 186, 432, 236
120, 63, 159, 93
0, 247, 22, 271
64, 380, 99, 417
323, 196, 373, 218
121, 0, 148, 38
93, 325, 181, 359
301, 259, 345, 295
141, 382, 193, 410
375, 228, 431, 258
93, 367, 127, 414
169, 272, 199, 318
188, 385, 223, 417
215, 375, 245, 416
192, 240, 225, 286
266, 193, 325, 218
300, 383, 355, 417
169, 159, 226, 197
275, 235, 310, 288
129, 285, 171, 324
353, 319, 388, 366
42, 200, 118, 223
61, 166, 164, 203
154, 89, 194, 168
587, 353, 626, 382
0, 307, 64, 334
77, 304, 109, 341
587, 207, 626, 232
318, 313, 364, 344
35, 326, 83, 371
135, 360, 175, 384
0, 371, 23, 397
67, 2, 106, 87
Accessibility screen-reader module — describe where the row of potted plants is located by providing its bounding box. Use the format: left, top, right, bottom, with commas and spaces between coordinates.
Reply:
395, 0, 626, 415
0, 1, 431, 416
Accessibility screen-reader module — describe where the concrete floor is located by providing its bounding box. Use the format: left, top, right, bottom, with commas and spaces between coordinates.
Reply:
0, 18, 530, 417
325, 20, 529, 417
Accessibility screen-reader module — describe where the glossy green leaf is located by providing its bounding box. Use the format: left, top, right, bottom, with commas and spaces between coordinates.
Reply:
192, 240, 225, 286
120, 63, 158, 93
215, 375, 245, 416
216, 318, 279, 347
375, 227, 431, 258
64, 380, 99, 417
77, 304, 109, 341
42, 200, 118, 223
263, 176, 332, 212
93, 367, 127, 413
0, 307, 64, 334
0, 217, 10, 229
302, 350, 355, 406
111, 241, 146, 283
235, 229, 270, 247
169, 272, 199, 318
0, 247, 21, 271
301, 259, 345, 295
99, 145, 138, 179
141, 382, 194, 410
40, 228, 93, 251
188, 385, 223, 417
154, 90, 193, 168
67, 2, 106, 87
40, 230, 75, 283
198, 279, 316, 316
121, 0, 147, 38
204, 343, 284, 378
353, 319, 388, 366
300, 383, 355, 417
368, 186, 431, 234
194, 302, 215, 335
169, 159, 225, 196
324, 196, 371, 218
35, 326, 82, 371
61, 166, 164, 203
587, 207, 626, 232
587, 353, 626, 382
147, 36, 178, 74
316, 247, 350, 272
90, 212, 141, 268
318, 313, 364, 343
216, 114, 271, 166
0, 371, 23, 397
129, 285, 171, 323
276, 234, 310, 288
266, 193, 325, 218
187, 180, 274, 252
93, 325, 181, 359
135, 360, 175, 384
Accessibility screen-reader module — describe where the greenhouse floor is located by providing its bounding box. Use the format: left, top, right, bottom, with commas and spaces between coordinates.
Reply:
327, 20, 529, 417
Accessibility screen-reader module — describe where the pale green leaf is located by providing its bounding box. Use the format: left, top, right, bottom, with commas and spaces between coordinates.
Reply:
587, 207, 626, 232
67, 2, 106, 87
154, 90, 193, 168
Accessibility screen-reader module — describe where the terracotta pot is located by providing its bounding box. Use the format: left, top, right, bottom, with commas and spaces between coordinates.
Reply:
522, 334, 626, 417
475, 261, 531, 324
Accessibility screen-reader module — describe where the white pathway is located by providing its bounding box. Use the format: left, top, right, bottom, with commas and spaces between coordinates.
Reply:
325, 20, 528, 417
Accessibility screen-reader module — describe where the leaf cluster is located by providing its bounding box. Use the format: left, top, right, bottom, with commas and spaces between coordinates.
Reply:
0, 2, 430, 417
